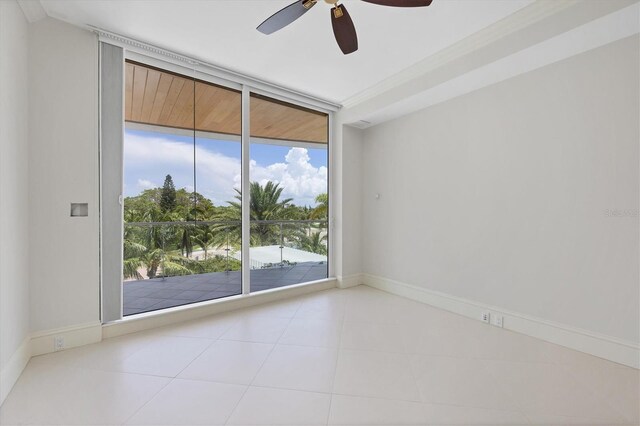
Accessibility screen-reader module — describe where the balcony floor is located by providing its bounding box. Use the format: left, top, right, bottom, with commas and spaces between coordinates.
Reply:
123, 262, 328, 316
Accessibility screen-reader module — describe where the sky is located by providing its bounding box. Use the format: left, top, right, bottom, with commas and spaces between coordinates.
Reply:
124, 129, 328, 207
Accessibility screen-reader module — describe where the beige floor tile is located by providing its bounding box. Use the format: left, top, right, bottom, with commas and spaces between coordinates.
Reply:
333, 349, 420, 401
126, 379, 245, 425
253, 344, 338, 392
226, 387, 331, 425
178, 340, 273, 385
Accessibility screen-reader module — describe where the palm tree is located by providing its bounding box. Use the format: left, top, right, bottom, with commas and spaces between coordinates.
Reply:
213, 181, 293, 247
310, 193, 328, 219
193, 225, 216, 260
138, 248, 195, 279
123, 239, 146, 279
299, 231, 327, 255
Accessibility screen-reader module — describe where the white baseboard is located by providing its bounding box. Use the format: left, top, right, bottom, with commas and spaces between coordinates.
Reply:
1, 280, 337, 406
362, 273, 640, 369
0, 336, 31, 406
30, 321, 103, 357
337, 273, 363, 289
1, 321, 103, 406
104, 278, 337, 338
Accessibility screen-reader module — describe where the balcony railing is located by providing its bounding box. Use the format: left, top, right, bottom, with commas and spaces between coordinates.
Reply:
123, 219, 328, 281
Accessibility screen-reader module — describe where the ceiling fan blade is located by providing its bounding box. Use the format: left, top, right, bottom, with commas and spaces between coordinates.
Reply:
257, 0, 317, 35
361, 0, 432, 6
331, 4, 358, 55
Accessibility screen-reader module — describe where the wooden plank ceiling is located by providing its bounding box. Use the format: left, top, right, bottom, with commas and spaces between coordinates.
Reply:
125, 62, 328, 144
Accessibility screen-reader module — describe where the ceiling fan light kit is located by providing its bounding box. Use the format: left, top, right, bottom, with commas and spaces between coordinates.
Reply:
257, 0, 433, 55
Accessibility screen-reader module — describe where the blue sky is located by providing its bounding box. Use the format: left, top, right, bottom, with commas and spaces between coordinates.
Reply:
124, 129, 328, 207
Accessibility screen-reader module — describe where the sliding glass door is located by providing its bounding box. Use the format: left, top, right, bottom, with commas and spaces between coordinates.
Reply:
122, 61, 242, 316
119, 60, 329, 317
249, 94, 329, 291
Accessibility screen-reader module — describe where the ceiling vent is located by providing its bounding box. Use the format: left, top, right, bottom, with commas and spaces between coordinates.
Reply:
347, 120, 372, 129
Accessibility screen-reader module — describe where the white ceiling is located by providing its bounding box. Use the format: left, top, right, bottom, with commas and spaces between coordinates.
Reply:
352, 2, 640, 125
39, 0, 533, 104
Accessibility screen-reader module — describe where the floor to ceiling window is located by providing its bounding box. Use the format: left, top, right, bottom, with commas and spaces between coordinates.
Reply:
249, 94, 329, 291
122, 61, 243, 316
120, 61, 329, 316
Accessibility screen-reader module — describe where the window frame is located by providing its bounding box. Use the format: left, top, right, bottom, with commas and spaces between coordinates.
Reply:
102, 49, 334, 323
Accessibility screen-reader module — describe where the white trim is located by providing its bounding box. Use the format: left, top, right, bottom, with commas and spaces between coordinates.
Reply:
125, 50, 243, 93
0, 336, 30, 405
30, 321, 103, 357
17, 0, 46, 23
1, 280, 335, 404
337, 273, 363, 289
241, 87, 251, 295
95, 28, 340, 113
2, 321, 104, 405
327, 112, 336, 279
362, 274, 640, 369
349, 2, 640, 127
104, 278, 337, 338
341, 1, 639, 128
342, 0, 578, 110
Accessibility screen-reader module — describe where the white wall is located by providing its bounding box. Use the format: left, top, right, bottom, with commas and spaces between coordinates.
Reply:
360, 35, 639, 345
341, 126, 363, 278
28, 18, 100, 332
0, 0, 31, 402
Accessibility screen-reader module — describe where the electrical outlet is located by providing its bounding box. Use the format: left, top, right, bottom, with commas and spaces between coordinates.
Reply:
54, 336, 65, 351
492, 314, 504, 328
481, 311, 490, 324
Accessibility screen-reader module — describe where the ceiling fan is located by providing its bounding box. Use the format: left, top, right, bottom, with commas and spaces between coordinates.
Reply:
257, 0, 433, 55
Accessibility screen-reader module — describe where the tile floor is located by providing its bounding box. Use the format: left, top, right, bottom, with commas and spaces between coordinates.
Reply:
1, 286, 638, 425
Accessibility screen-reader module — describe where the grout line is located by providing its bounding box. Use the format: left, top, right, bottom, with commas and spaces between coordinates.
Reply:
114, 323, 224, 424
222, 297, 304, 425
548, 361, 635, 423
171, 336, 219, 379
475, 358, 531, 424
326, 288, 349, 425
118, 373, 174, 425
18, 288, 631, 425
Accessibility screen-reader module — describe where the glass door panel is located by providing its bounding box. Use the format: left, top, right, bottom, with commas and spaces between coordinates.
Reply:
193, 81, 243, 301
248, 93, 329, 292
122, 61, 242, 316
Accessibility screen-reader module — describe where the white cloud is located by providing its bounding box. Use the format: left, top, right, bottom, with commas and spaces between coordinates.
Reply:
125, 133, 240, 205
136, 179, 156, 190
125, 133, 326, 207
244, 147, 327, 206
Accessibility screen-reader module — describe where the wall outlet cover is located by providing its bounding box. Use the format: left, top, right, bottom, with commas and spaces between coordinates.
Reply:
54, 336, 65, 351
492, 314, 504, 328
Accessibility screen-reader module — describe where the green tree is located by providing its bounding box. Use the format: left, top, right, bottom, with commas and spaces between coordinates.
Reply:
159, 174, 177, 213
139, 247, 195, 279
123, 238, 146, 280
213, 181, 293, 247
310, 193, 328, 219
299, 230, 327, 255
193, 225, 216, 260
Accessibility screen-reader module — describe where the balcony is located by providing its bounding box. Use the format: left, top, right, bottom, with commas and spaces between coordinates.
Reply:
123, 220, 328, 316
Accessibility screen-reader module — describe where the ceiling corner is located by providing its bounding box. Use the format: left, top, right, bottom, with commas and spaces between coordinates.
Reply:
17, 0, 47, 23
